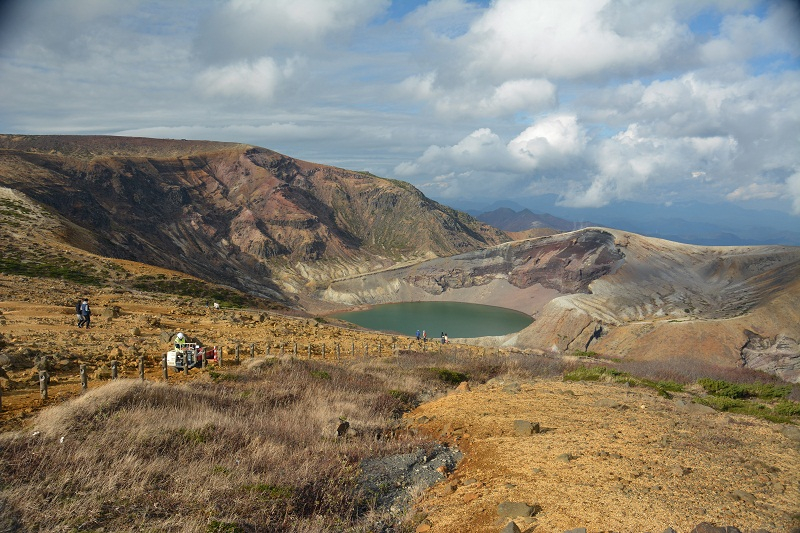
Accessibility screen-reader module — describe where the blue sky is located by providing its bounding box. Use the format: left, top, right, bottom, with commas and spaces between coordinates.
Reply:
0, 0, 799, 216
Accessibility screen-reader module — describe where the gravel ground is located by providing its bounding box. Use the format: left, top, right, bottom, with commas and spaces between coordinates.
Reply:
359, 443, 463, 519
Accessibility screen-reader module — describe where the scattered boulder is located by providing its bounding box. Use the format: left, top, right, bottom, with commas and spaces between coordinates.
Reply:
108, 347, 124, 360
675, 399, 717, 415
100, 306, 120, 319
555, 453, 573, 463
513, 420, 540, 436
595, 398, 621, 408
496, 501, 537, 518
35, 355, 55, 371
1, 350, 37, 370
500, 520, 521, 533
94, 365, 112, 380
691, 523, 743, 533
731, 489, 756, 504
780, 425, 800, 442
564, 528, 587, 533
456, 381, 470, 392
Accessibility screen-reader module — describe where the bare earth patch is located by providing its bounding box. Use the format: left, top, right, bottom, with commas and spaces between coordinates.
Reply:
407, 379, 800, 532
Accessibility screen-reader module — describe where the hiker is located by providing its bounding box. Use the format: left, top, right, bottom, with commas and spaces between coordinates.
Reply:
175, 332, 187, 350
213, 301, 220, 310
444, 333, 448, 344
78, 298, 91, 329
422, 330, 427, 342
75, 299, 82, 326
416, 329, 420, 341
441, 332, 445, 344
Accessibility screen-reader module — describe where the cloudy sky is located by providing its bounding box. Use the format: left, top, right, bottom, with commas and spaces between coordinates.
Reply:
1, 0, 799, 216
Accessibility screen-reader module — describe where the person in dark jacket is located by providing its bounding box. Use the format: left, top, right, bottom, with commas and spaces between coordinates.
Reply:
75, 299, 83, 326
78, 298, 91, 329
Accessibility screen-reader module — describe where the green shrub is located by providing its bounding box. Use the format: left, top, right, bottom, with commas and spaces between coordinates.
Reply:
243, 483, 294, 500
696, 396, 799, 423
310, 370, 331, 380
430, 367, 468, 385
773, 400, 800, 417
698, 378, 791, 400
207, 520, 245, 533
698, 378, 749, 398
563, 366, 624, 382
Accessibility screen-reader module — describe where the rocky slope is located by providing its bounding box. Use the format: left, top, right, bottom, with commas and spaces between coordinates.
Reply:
0, 135, 507, 301
320, 228, 800, 382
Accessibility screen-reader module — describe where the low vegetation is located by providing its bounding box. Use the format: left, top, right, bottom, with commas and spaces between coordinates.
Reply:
130, 275, 269, 309
0, 244, 105, 285
0, 348, 796, 532
564, 361, 799, 423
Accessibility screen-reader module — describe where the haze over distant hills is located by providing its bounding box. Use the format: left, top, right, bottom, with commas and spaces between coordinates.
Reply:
475, 207, 592, 233
459, 197, 800, 247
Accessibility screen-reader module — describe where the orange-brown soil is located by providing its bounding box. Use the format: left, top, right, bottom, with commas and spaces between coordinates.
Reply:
409, 380, 800, 532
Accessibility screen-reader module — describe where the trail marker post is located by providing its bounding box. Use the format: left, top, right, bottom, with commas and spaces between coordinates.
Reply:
39, 370, 48, 401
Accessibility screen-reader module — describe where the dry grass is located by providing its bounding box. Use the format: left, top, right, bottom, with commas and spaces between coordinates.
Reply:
1, 351, 796, 532
0, 358, 431, 532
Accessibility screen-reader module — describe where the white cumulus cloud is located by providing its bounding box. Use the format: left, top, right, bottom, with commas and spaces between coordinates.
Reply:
508, 115, 587, 169
197, 56, 300, 100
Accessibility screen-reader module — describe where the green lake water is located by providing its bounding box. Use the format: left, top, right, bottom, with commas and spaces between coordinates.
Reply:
331, 301, 532, 338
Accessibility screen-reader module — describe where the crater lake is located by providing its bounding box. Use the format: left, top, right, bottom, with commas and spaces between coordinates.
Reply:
331, 301, 533, 338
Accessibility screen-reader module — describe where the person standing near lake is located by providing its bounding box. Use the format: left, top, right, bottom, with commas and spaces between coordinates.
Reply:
416, 329, 420, 341
422, 330, 427, 342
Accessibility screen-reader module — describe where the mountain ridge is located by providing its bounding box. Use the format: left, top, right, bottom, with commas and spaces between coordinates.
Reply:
0, 134, 508, 300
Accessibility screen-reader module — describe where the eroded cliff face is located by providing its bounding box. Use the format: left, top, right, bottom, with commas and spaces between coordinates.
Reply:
741, 331, 800, 383
321, 229, 624, 311
0, 135, 507, 298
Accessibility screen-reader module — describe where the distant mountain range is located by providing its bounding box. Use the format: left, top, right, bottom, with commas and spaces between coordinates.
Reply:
475, 207, 592, 233
458, 197, 800, 247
